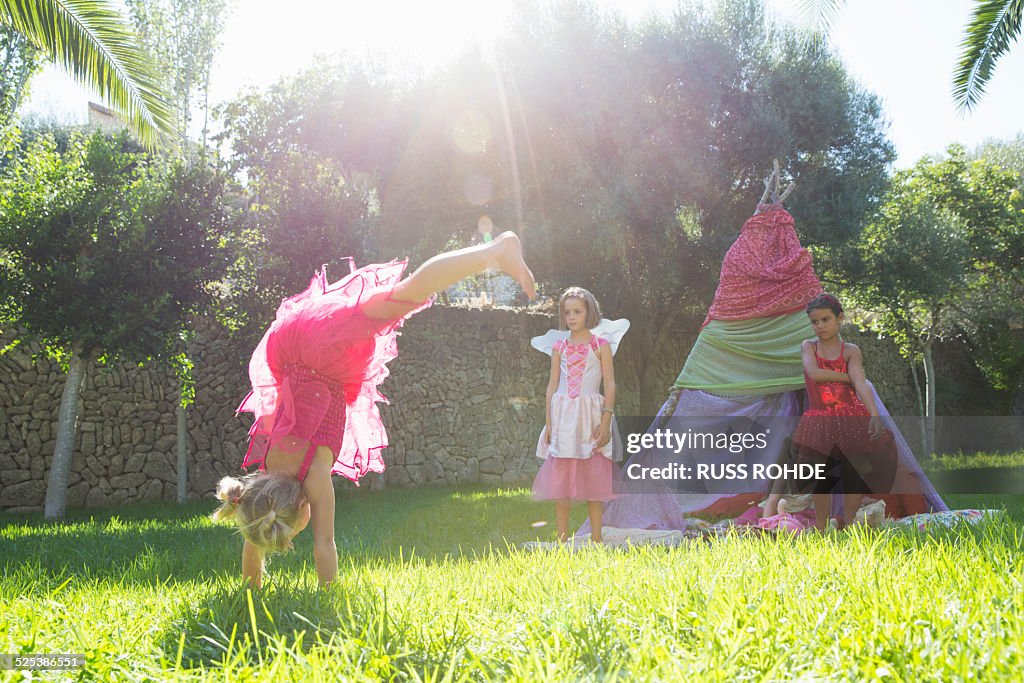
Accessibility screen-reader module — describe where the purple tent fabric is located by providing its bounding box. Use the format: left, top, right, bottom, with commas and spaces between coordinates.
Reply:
580, 386, 946, 534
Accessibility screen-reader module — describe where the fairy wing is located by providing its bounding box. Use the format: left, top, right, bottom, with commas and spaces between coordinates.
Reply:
530, 318, 630, 356
529, 328, 569, 357
592, 318, 630, 355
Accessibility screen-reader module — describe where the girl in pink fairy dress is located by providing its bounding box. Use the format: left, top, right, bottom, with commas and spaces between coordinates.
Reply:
531, 287, 628, 543
213, 232, 535, 587
792, 293, 897, 530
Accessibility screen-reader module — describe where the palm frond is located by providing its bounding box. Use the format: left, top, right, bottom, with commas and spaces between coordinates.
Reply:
954, 0, 1023, 112
0, 0, 177, 147
794, 0, 846, 36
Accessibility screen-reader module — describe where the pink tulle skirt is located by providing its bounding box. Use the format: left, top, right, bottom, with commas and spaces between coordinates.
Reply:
532, 456, 619, 502
237, 260, 430, 483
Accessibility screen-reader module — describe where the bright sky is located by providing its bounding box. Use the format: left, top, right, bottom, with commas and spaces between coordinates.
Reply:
20, 0, 1024, 168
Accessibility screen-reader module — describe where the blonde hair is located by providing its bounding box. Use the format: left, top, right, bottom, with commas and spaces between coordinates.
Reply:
558, 287, 602, 330
213, 472, 304, 554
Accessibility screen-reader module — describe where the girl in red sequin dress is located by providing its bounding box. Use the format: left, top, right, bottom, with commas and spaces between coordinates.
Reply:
213, 232, 535, 588
792, 294, 897, 530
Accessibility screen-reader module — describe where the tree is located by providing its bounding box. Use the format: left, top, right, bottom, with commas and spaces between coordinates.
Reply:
0, 24, 41, 127
126, 0, 227, 153
842, 146, 1024, 450
216, 0, 894, 416
216, 58, 404, 327
963, 135, 1024, 414
913, 145, 1024, 416
0, 131, 229, 518
956, 273, 1024, 415
125, 0, 228, 500
0, 0, 175, 145
219, 149, 375, 335
973, 133, 1024, 196
844, 190, 971, 455
796, 0, 1023, 112
954, 0, 1024, 110
489, 0, 893, 413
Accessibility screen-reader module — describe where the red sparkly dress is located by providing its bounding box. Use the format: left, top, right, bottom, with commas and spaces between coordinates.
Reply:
237, 261, 430, 483
792, 341, 897, 492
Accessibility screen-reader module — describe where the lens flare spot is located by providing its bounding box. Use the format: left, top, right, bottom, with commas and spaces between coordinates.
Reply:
451, 109, 491, 154
478, 215, 494, 242
464, 173, 493, 206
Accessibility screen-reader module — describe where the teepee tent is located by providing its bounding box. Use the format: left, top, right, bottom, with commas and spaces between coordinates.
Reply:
584, 174, 946, 534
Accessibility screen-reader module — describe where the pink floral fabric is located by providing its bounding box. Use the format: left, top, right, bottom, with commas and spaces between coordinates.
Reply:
703, 207, 822, 326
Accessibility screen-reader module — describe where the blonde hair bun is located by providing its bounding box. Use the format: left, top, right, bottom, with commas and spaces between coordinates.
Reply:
211, 471, 304, 555
212, 476, 244, 521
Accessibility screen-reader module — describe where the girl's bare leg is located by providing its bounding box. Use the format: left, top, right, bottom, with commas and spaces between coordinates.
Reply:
556, 500, 571, 543
812, 494, 830, 531
587, 501, 604, 543
362, 231, 535, 319
842, 493, 864, 527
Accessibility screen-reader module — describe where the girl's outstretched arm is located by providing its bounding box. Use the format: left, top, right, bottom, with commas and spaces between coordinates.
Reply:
544, 350, 560, 445
846, 346, 883, 437
594, 342, 616, 448
303, 456, 338, 587
801, 340, 851, 383
242, 540, 264, 589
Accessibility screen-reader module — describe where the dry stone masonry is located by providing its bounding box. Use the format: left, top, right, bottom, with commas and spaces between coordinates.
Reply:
0, 308, 984, 510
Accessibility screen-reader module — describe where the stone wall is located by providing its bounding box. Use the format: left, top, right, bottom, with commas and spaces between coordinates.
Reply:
0, 308, 991, 510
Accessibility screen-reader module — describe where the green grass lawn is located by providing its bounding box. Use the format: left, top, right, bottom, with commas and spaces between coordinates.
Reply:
1, 485, 1023, 681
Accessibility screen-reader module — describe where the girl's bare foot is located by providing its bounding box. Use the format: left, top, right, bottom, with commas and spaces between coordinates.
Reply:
491, 231, 536, 299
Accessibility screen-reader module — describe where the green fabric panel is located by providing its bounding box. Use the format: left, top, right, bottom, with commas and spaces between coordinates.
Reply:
674, 312, 813, 396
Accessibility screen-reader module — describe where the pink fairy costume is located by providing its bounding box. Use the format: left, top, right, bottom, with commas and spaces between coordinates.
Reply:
237, 260, 430, 483
791, 341, 898, 493
531, 319, 629, 502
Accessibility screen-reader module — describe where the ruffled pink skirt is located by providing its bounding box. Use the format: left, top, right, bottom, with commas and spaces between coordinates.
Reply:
237, 260, 430, 483
532, 456, 619, 502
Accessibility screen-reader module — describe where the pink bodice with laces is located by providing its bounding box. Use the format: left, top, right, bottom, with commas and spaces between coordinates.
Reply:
554, 335, 607, 399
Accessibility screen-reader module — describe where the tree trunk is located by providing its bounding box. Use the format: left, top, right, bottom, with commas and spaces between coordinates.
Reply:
1010, 382, 1024, 448
922, 342, 937, 457
633, 309, 679, 417
176, 401, 188, 503
44, 353, 86, 520
1011, 382, 1024, 418
639, 362, 661, 419
910, 359, 926, 453
201, 74, 211, 156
